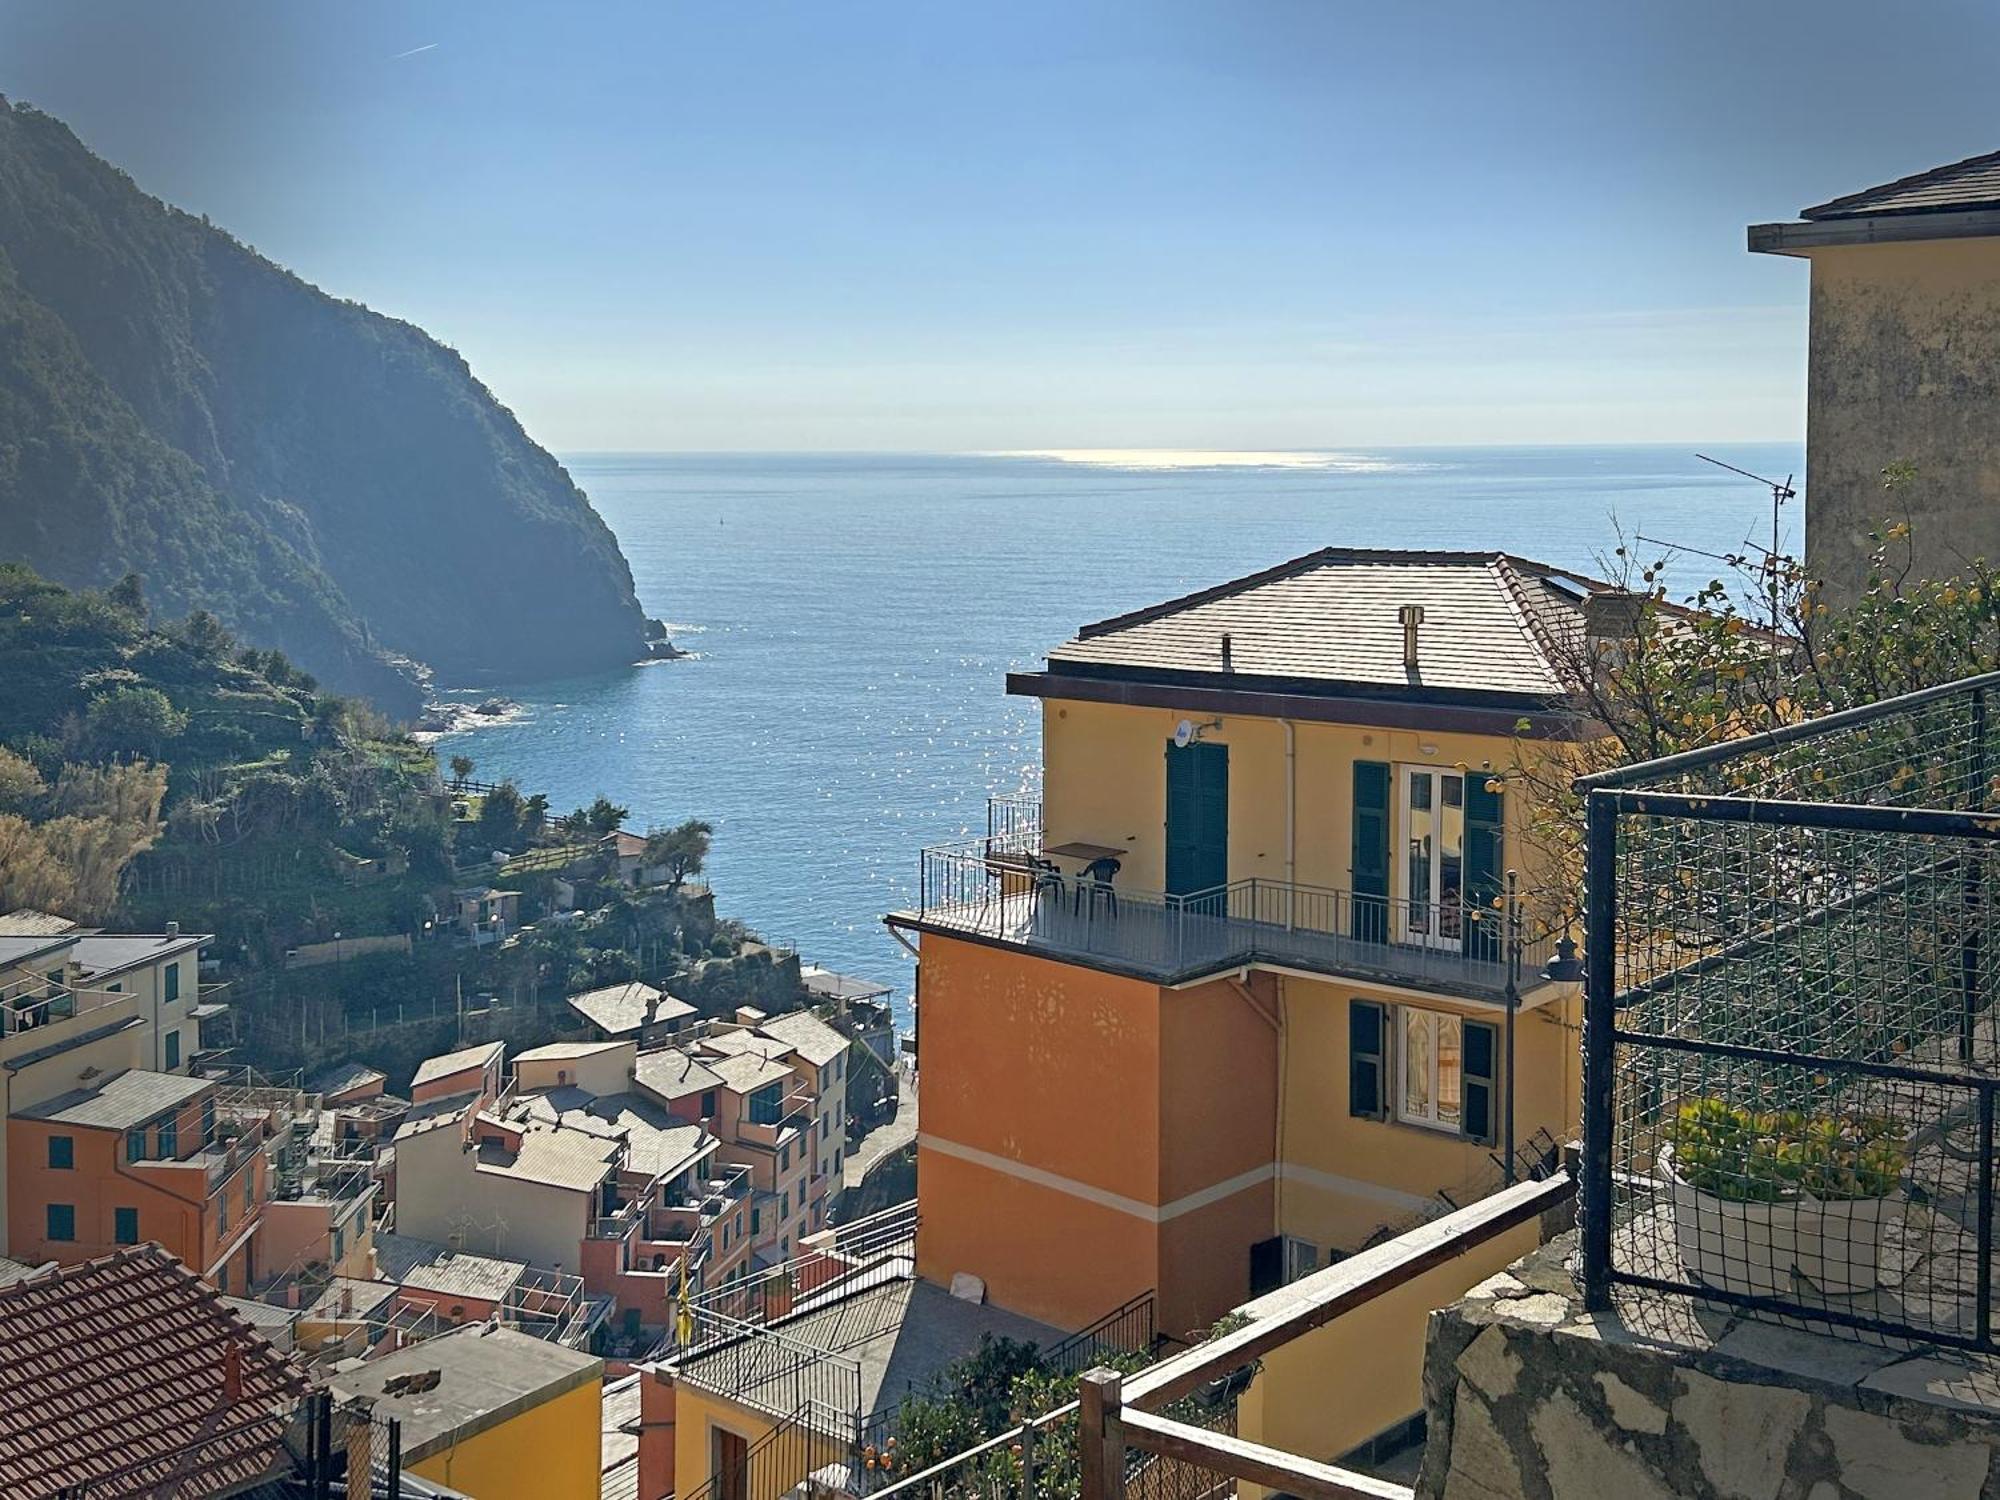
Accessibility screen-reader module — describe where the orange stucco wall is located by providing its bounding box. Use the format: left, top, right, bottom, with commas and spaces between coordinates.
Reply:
915, 936, 1279, 1334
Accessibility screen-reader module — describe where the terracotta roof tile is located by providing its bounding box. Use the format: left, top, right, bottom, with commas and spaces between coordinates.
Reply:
0, 1245, 310, 1499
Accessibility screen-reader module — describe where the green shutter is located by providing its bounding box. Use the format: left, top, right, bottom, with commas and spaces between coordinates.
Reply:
1351, 761, 1391, 942
1462, 1019, 1498, 1144
1463, 775, 1505, 961
1349, 1000, 1387, 1119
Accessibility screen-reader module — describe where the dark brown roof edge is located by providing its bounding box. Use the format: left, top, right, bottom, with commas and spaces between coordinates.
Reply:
1750, 209, 2000, 254
1802, 147, 2000, 220
1008, 671, 1592, 740
1070, 547, 1615, 642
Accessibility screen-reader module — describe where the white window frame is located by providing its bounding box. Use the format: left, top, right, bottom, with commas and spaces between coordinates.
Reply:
1394, 1005, 1465, 1134
1396, 765, 1466, 953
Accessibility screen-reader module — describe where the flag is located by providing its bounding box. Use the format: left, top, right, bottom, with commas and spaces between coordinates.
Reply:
676, 1260, 695, 1346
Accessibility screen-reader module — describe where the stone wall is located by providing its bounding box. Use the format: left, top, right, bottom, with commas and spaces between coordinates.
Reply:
1419, 1232, 2000, 1500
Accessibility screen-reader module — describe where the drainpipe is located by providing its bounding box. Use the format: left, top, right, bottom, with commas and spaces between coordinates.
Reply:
1281, 719, 1297, 929
1504, 869, 1520, 1184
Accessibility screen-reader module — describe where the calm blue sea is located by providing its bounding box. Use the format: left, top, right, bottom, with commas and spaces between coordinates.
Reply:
436, 445, 1803, 1025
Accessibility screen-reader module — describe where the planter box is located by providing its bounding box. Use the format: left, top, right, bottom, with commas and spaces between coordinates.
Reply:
1659, 1145, 1897, 1298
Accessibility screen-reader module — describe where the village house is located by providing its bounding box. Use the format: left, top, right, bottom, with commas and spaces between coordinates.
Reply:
888, 549, 1595, 1341
566, 978, 698, 1045
0, 908, 220, 1074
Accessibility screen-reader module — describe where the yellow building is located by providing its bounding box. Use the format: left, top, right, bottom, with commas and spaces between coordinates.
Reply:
331, 1323, 605, 1500
891, 548, 1596, 1348
1753, 149, 2000, 599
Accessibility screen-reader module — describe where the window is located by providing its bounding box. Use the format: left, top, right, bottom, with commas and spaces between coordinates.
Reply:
833, 1148, 841, 1172
779, 1143, 789, 1172
114, 1207, 139, 1245
47, 1136, 74, 1170
1348, 1001, 1386, 1120
1397, 1007, 1463, 1131
164, 962, 181, 1003
700, 1089, 717, 1118
243, 1172, 254, 1212
217, 1265, 228, 1294
1399, 768, 1466, 949
748, 1083, 782, 1126
158, 1117, 178, 1159
202, 1097, 216, 1142
332, 1227, 345, 1263
127, 1128, 148, 1163
780, 1190, 788, 1218
750, 1206, 761, 1235
164, 1030, 181, 1070
219, 1199, 229, 1235
46, 1204, 75, 1242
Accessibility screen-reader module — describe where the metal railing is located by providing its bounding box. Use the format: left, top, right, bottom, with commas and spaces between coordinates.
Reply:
1579, 670, 2000, 1353
913, 837, 1560, 998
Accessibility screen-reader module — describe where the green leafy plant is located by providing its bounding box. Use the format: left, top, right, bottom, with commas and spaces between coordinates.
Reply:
1665, 1097, 1907, 1203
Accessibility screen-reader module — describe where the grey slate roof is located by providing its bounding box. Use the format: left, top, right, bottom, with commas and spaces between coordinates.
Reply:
411, 1041, 504, 1089
311, 1060, 387, 1097
1044, 548, 1603, 699
516, 1087, 716, 1180
704, 1049, 796, 1096
330, 1325, 603, 1462
372, 1232, 528, 1304
474, 1122, 621, 1192
632, 1048, 726, 1103
758, 1010, 850, 1068
566, 981, 696, 1036
70, 932, 206, 979
1804, 149, 2000, 220
18, 1069, 209, 1130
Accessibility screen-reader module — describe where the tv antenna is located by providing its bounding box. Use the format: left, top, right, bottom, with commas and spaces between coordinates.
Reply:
1694, 453, 1795, 628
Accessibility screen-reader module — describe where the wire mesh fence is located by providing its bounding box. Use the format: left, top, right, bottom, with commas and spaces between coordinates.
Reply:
1580, 671, 2000, 1350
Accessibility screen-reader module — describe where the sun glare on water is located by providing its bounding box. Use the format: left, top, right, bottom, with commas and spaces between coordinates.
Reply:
989, 449, 1403, 472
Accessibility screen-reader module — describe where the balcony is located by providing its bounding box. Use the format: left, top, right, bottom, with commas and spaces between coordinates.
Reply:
1580, 671, 2000, 1354
898, 834, 1564, 1000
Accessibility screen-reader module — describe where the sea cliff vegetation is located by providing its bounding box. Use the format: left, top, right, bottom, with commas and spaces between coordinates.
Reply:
0, 97, 655, 714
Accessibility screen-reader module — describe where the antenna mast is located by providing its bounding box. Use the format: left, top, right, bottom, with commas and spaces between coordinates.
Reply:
1694, 453, 1796, 628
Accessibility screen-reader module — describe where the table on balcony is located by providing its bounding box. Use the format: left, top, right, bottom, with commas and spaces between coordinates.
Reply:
1043, 841, 1127, 864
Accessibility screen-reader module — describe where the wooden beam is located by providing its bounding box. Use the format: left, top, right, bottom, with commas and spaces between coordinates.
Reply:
1124, 1170, 1575, 1410
1080, 1368, 1126, 1500
1120, 1408, 1415, 1500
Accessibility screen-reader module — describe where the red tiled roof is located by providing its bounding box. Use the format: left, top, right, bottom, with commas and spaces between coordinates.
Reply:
0, 1245, 311, 1499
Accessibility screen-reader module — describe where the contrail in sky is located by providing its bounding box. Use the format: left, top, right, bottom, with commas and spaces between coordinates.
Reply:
388, 42, 439, 61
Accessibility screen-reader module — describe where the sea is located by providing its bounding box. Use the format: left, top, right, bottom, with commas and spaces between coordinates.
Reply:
433, 444, 1803, 1028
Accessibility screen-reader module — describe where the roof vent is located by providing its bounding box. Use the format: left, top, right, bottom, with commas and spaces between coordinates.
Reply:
1220, 632, 1233, 671
1399, 604, 1425, 669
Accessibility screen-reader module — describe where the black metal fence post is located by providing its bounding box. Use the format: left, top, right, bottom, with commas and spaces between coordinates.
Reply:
1580, 791, 1618, 1312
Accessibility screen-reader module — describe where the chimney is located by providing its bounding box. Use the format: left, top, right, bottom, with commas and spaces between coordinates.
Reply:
1584, 589, 1645, 639
1220, 632, 1233, 671
223, 1342, 243, 1401
1399, 604, 1426, 669
166, 921, 179, 937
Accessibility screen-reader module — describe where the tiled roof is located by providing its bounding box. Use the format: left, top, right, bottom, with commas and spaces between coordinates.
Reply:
393, 1091, 478, 1142
758, 1010, 850, 1068
0, 1246, 310, 1499
1803, 148, 2000, 220
475, 1123, 621, 1192
373, 1232, 527, 1305
411, 1041, 504, 1088
704, 1049, 796, 1096
1044, 547, 1606, 699
601, 1373, 641, 1500
514, 1040, 631, 1062
0, 908, 78, 935
311, 1060, 388, 1096
17, 1068, 209, 1130
567, 981, 696, 1036
0, 1255, 50, 1287
632, 1048, 726, 1103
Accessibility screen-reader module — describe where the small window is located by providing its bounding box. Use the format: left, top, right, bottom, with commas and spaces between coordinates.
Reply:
114, 1207, 139, 1245
47, 1136, 74, 1170
46, 1204, 75, 1242
750, 1207, 761, 1235
127, 1128, 147, 1163
748, 1082, 782, 1126
833, 1148, 842, 1172
218, 1200, 229, 1235
164, 1030, 181, 1071
243, 1173, 253, 1211
164, 962, 181, 1003
779, 1143, 789, 1171
700, 1089, 717, 1117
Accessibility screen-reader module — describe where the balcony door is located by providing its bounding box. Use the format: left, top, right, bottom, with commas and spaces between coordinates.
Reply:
1165, 740, 1229, 901
1398, 766, 1465, 951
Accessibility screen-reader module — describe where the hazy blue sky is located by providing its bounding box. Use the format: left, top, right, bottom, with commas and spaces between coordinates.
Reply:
3, 2, 1994, 452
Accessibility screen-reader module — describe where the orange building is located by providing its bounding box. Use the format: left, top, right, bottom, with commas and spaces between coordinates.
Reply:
890, 549, 1597, 1341
7, 1068, 269, 1292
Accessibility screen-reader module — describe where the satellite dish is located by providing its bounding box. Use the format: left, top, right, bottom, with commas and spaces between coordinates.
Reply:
1173, 719, 1194, 749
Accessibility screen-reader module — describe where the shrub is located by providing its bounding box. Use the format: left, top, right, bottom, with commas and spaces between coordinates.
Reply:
1666, 1097, 1906, 1203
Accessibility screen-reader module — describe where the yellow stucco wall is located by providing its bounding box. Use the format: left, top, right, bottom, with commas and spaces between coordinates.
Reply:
411, 1378, 602, 1500
1233, 1213, 1545, 1495
1041, 698, 1558, 898
1792, 236, 2000, 600
670, 1382, 850, 1500
1276, 973, 1580, 1254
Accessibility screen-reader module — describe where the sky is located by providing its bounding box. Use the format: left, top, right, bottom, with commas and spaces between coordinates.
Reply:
2, 2, 1996, 452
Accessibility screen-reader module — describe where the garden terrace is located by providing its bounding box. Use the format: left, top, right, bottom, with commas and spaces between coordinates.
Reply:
1577, 670, 2000, 1352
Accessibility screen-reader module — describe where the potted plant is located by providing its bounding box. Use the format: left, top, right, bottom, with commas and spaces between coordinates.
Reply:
1659, 1097, 1908, 1298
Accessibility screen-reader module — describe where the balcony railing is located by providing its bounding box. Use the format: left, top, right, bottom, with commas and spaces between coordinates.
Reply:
905, 835, 1563, 998
1579, 670, 2000, 1354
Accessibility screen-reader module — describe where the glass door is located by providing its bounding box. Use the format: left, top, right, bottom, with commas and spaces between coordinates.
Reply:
1398, 766, 1465, 950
